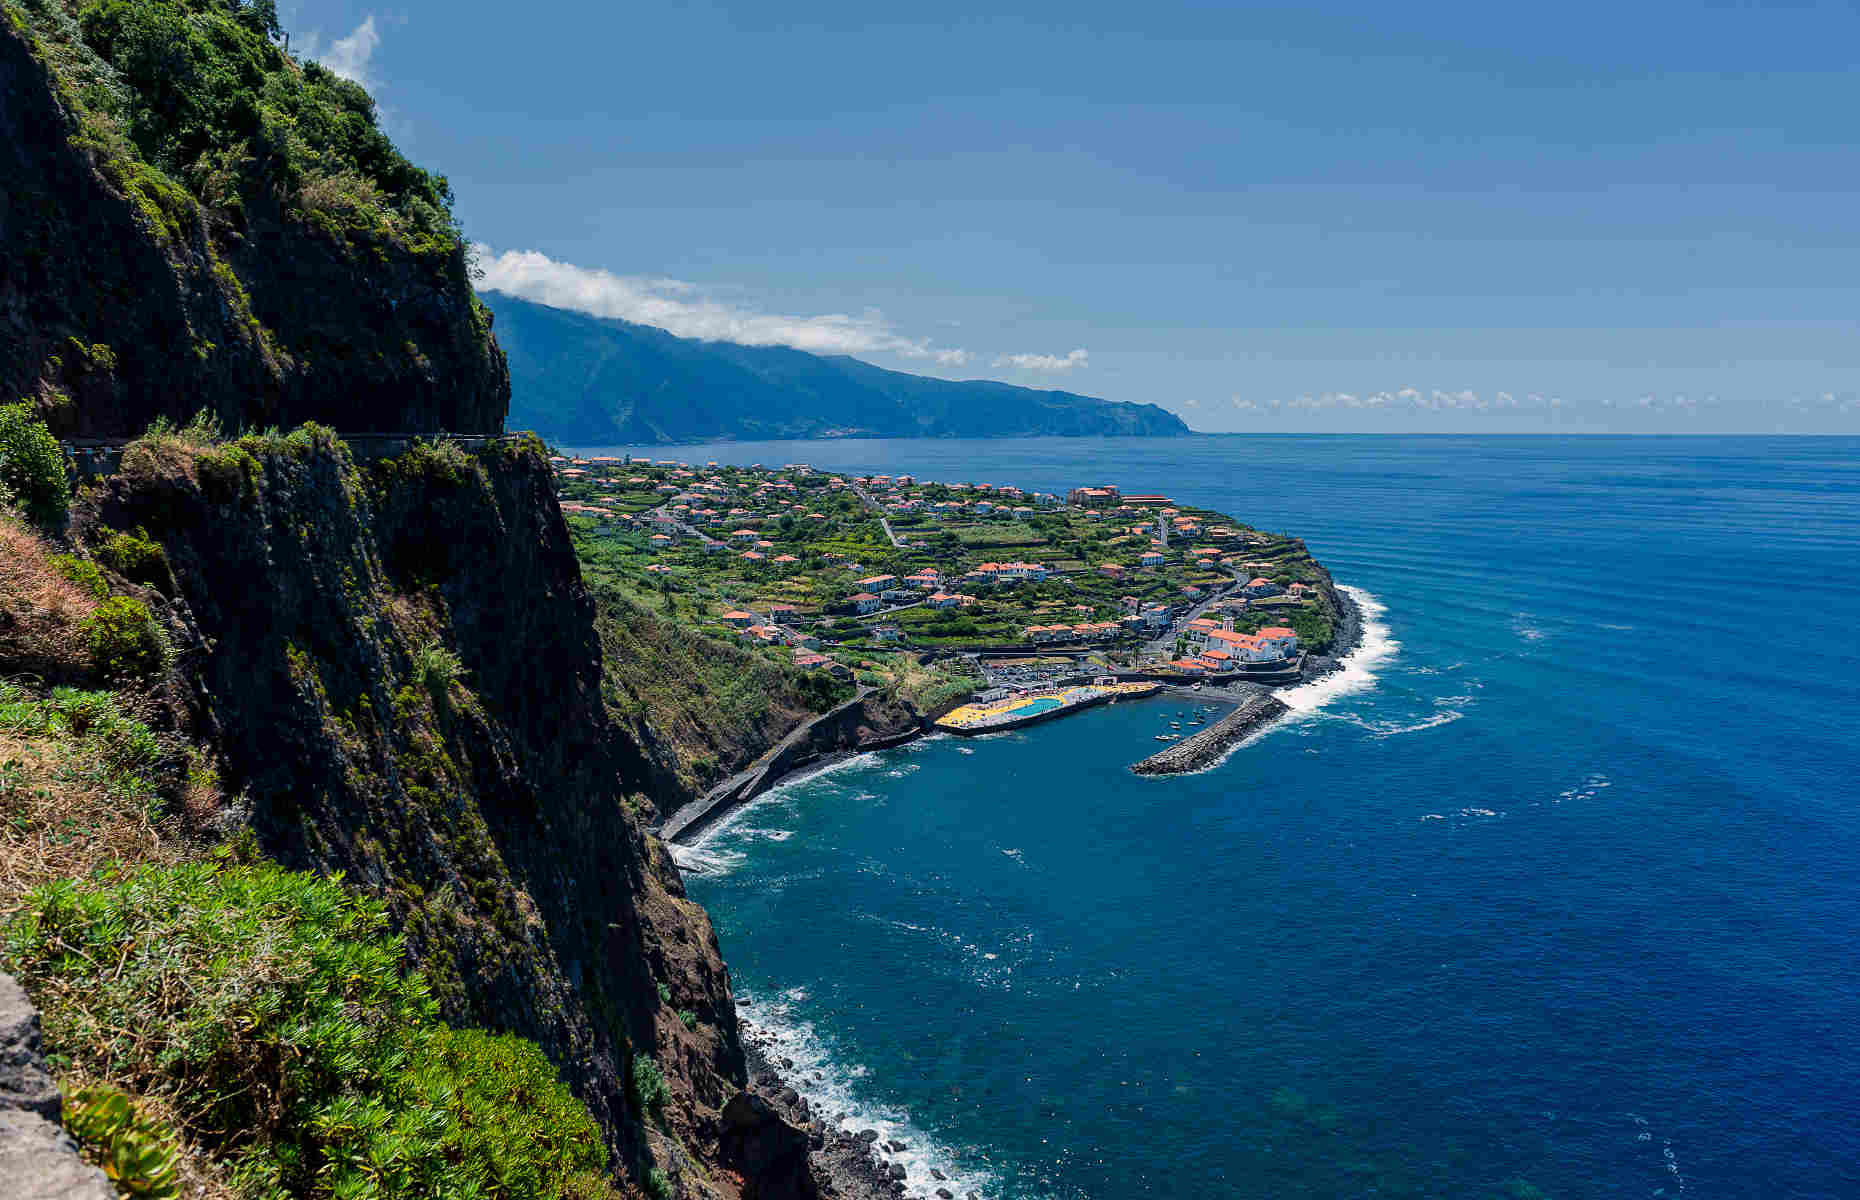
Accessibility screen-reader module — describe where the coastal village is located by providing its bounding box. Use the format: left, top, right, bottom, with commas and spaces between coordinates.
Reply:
554, 453, 1345, 741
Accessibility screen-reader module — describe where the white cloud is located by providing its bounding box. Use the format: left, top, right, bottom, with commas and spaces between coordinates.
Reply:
301, 16, 382, 88
1255, 386, 1588, 415
995, 349, 1090, 372
475, 245, 972, 363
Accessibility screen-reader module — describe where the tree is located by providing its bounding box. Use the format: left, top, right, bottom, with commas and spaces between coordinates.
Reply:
0, 403, 69, 527
238, 0, 282, 39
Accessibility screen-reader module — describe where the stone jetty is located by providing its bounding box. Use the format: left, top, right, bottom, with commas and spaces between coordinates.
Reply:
1130, 692, 1289, 775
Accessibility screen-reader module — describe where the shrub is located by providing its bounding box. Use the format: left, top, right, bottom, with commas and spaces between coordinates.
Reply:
193, 443, 260, 504
629, 1054, 669, 1124
50, 554, 110, 599
677, 1010, 697, 1032
64, 1084, 182, 1199
0, 402, 69, 526
95, 528, 173, 594
412, 640, 465, 709
235, 421, 348, 463
390, 438, 480, 487
3, 863, 620, 1200
83, 596, 166, 680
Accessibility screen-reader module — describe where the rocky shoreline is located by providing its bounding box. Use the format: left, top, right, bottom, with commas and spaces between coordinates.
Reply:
739, 1034, 981, 1200
1301, 582, 1366, 682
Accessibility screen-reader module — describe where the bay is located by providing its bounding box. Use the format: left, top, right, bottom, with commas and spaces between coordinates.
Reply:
576, 435, 1860, 1199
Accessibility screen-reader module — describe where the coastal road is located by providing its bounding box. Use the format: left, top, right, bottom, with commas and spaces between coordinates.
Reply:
849, 482, 907, 548
642, 503, 719, 549
1137, 567, 1244, 659
658, 685, 875, 844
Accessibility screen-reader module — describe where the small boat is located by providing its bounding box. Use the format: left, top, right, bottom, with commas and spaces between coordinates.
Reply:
1154, 734, 1178, 742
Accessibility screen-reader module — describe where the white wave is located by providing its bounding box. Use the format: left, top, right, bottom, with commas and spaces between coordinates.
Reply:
667, 843, 745, 875
1511, 611, 1550, 643
1366, 709, 1464, 738
1552, 773, 1613, 806
736, 990, 1009, 1200
1276, 585, 1397, 716
682, 749, 890, 875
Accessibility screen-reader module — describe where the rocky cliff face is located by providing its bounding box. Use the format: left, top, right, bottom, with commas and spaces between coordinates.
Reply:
0, 4, 835, 1193
0, 9, 507, 437
73, 433, 758, 1191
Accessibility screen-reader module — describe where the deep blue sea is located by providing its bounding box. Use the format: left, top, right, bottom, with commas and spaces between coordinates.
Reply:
580, 436, 1860, 1199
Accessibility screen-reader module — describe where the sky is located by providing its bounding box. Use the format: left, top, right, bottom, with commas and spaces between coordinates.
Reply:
284, 0, 1860, 433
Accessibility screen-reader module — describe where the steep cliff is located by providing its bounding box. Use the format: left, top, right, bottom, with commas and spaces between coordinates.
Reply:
0, 0, 507, 437
57, 431, 760, 1190
0, 3, 840, 1194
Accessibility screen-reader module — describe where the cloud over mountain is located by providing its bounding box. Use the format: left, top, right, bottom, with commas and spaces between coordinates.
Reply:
995, 349, 1090, 372
474, 245, 971, 365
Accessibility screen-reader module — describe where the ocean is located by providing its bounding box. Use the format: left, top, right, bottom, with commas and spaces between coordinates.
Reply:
580, 435, 1860, 1199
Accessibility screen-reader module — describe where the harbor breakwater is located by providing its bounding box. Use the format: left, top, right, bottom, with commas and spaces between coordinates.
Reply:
1129, 692, 1290, 775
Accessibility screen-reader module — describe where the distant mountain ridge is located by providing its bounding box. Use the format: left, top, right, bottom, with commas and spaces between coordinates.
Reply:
483, 292, 1192, 443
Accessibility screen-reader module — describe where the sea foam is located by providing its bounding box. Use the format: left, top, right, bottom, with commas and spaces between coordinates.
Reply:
680, 749, 889, 876
737, 989, 1011, 1200
1277, 585, 1398, 716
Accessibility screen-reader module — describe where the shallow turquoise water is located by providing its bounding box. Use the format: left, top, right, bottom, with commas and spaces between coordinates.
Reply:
607, 436, 1860, 1200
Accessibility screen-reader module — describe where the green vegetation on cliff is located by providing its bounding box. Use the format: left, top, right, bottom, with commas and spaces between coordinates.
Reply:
16, 0, 459, 259
1, 0, 507, 437
5, 861, 618, 1199
0, 401, 72, 525
0, 412, 749, 1198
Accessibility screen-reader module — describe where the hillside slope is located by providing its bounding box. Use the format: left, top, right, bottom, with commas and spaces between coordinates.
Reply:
3, 431, 765, 1196
485, 291, 1191, 443
0, 0, 506, 436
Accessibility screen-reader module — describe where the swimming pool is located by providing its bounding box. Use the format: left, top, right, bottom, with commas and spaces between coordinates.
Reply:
1009, 696, 1065, 716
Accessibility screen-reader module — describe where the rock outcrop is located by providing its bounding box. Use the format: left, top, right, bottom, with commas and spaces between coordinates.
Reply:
720, 1092, 816, 1200
0, 972, 114, 1200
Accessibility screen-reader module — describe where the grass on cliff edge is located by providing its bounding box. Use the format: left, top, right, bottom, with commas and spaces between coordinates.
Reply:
0, 680, 180, 900
3, 860, 622, 1200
